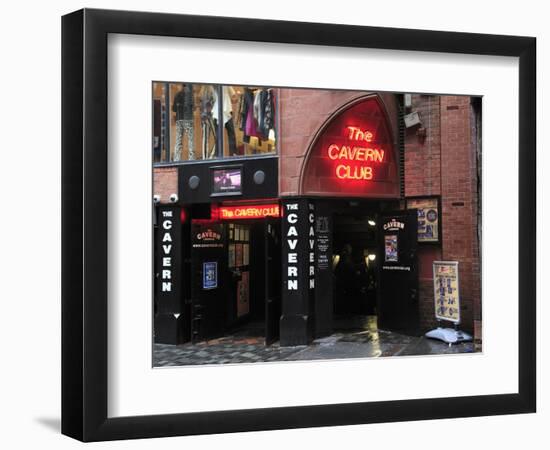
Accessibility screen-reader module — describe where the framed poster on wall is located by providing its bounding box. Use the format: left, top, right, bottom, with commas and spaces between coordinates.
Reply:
62, 8, 535, 442
202, 261, 218, 290
384, 235, 399, 262
406, 196, 441, 243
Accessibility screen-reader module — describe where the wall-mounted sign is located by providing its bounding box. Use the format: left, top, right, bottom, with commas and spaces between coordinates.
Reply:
202, 261, 218, 290
327, 126, 386, 180
315, 216, 331, 270
380, 211, 416, 274
407, 197, 440, 243
155, 206, 181, 313
282, 200, 315, 292
433, 261, 461, 323
192, 223, 224, 248
219, 203, 280, 219
301, 96, 400, 198
383, 218, 405, 231
211, 166, 242, 196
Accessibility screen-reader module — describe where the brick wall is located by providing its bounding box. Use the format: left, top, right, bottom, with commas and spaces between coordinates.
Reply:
153, 167, 178, 204
404, 95, 481, 334
404, 95, 442, 197
439, 96, 478, 333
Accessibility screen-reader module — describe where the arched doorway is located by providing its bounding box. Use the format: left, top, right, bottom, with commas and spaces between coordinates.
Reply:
297, 95, 419, 337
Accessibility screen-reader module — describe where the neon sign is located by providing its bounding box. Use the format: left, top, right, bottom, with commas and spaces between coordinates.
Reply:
219, 204, 280, 219
346, 126, 374, 142
327, 126, 385, 181
300, 95, 399, 198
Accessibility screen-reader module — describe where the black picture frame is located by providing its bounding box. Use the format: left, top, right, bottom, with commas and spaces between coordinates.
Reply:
62, 8, 536, 442
406, 195, 442, 244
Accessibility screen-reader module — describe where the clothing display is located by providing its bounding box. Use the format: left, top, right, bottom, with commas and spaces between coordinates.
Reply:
200, 85, 217, 159
237, 87, 277, 151
175, 119, 194, 161
172, 84, 194, 121
224, 117, 239, 155
212, 86, 234, 125
212, 86, 238, 156
156, 82, 277, 161
244, 95, 259, 142
263, 89, 276, 136
172, 84, 195, 160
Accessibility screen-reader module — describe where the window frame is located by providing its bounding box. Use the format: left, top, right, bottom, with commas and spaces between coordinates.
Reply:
152, 81, 280, 166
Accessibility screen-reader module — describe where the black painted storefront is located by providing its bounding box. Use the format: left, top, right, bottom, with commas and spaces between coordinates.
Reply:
153, 186, 421, 347
153, 93, 421, 346
154, 156, 283, 345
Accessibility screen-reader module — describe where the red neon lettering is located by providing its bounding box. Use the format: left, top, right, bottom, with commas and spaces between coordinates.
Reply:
347, 126, 374, 142
327, 144, 385, 163
219, 204, 280, 219
335, 165, 373, 180
326, 125, 386, 182
328, 144, 340, 160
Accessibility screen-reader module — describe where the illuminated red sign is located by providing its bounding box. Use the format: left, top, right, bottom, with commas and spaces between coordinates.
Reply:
219, 204, 280, 219
327, 125, 386, 180
300, 95, 399, 198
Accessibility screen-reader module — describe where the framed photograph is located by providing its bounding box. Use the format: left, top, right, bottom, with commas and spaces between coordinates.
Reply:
62, 8, 535, 442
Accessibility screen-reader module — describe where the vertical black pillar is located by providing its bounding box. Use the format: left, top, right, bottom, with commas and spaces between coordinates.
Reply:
314, 201, 333, 337
280, 198, 315, 346
154, 205, 186, 344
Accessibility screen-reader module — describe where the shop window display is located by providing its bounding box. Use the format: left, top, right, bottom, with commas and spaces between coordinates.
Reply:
228, 85, 277, 156
152, 82, 277, 163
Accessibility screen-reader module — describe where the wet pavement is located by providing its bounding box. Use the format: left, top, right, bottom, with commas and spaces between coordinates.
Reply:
153, 316, 477, 367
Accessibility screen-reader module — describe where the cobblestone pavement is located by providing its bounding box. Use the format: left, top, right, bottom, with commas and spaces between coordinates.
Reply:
153, 316, 477, 367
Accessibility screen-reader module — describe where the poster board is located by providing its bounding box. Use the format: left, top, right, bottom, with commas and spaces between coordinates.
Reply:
433, 261, 460, 323
407, 197, 440, 243
202, 261, 218, 290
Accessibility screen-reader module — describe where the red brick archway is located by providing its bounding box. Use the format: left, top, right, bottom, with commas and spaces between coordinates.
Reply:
299, 95, 400, 198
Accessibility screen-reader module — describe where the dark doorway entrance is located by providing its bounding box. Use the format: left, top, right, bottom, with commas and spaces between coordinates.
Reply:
331, 201, 419, 336
190, 216, 282, 345
332, 203, 380, 332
